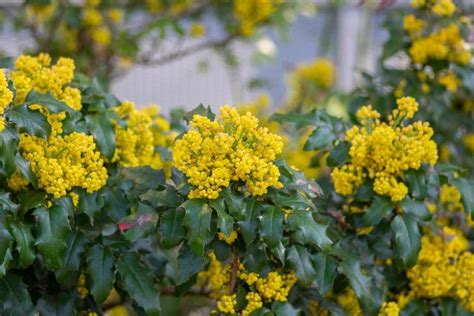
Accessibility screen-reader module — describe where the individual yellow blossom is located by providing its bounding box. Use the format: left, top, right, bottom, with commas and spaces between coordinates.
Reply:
19, 132, 108, 199
336, 288, 363, 316
173, 105, 283, 199
438, 71, 459, 92
378, 302, 400, 316
0, 70, 13, 132
218, 230, 238, 245
90, 25, 111, 46
233, 0, 280, 36
463, 133, 474, 152
83, 8, 102, 27
77, 274, 88, 299
294, 58, 335, 89
216, 294, 237, 314
432, 0, 456, 16
107, 8, 124, 24
403, 15, 424, 38
439, 144, 451, 162
7, 172, 30, 191
11, 54, 81, 110
189, 23, 206, 37
242, 292, 263, 316
145, 0, 163, 13
332, 98, 437, 202
440, 184, 464, 212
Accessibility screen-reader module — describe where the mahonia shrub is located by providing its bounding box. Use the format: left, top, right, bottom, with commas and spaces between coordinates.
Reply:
352, 0, 474, 175
0, 54, 173, 315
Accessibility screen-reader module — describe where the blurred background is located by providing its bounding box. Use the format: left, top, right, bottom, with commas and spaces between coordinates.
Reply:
1, 0, 473, 111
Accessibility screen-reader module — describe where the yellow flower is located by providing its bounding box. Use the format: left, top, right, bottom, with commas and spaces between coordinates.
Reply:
332, 97, 437, 202
403, 15, 425, 38
378, 302, 400, 316
216, 294, 237, 314
463, 133, 474, 152
440, 184, 464, 212
7, 172, 30, 191
189, 23, 206, 38
242, 292, 263, 316
432, 0, 456, 16
294, 58, 336, 89
173, 105, 283, 199
438, 71, 459, 92
83, 8, 103, 27
77, 274, 89, 299
233, 0, 280, 36
455, 252, 474, 312
107, 8, 123, 24
0, 70, 13, 132
90, 25, 111, 46
336, 288, 363, 316
218, 230, 238, 245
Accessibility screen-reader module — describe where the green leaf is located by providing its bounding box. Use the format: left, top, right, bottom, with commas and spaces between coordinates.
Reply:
85, 112, 116, 160
122, 167, 165, 194
183, 104, 215, 123
362, 196, 393, 226
0, 57, 13, 69
24, 90, 76, 114
36, 293, 74, 316
304, 126, 336, 150
0, 128, 17, 178
159, 208, 185, 248
86, 245, 114, 304
15, 154, 37, 188
287, 245, 316, 287
405, 169, 427, 200
0, 274, 34, 315
327, 141, 350, 167
17, 191, 45, 211
176, 245, 205, 285
311, 253, 337, 295
238, 200, 259, 245
56, 230, 88, 287
338, 259, 373, 305
400, 198, 430, 220
391, 213, 421, 267
453, 178, 474, 217
260, 206, 284, 248
0, 223, 13, 278
7, 221, 35, 268
117, 252, 161, 316
270, 110, 319, 129
77, 190, 102, 218
272, 301, 298, 316
34, 206, 70, 270
210, 197, 234, 236
182, 200, 212, 256
141, 187, 183, 209
0, 192, 18, 212
288, 210, 332, 248
9, 104, 51, 138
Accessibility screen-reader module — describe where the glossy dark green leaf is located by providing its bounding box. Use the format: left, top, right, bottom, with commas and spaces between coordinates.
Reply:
7, 221, 35, 268
0, 223, 13, 278
85, 112, 116, 160
272, 301, 298, 316
9, 104, 51, 138
176, 245, 205, 285
0, 56, 13, 68
117, 252, 161, 315
141, 187, 183, 209
159, 208, 185, 248
405, 169, 427, 200
338, 259, 372, 304
183, 104, 215, 123
86, 245, 114, 304
0, 192, 18, 212
453, 178, 474, 216
77, 190, 102, 218
0, 128, 17, 177
15, 154, 37, 188
34, 206, 70, 270
182, 199, 212, 256
260, 206, 284, 248
56, 230, 88, 287
36, 293, 75, 316
0, 274, 34, 315
362, 196, 393, 226
288, 210, 332, 248
391, 213, 421, 267
238, 200, 259, 245
24, 90, 76, 114
212, 204, 234, 236
287, 245, 316, 287
304, 126, 336, 150
122, 167, 165, 194
400, 198, 430, 220
327, 141, 350, 167
312, 253, 337, 295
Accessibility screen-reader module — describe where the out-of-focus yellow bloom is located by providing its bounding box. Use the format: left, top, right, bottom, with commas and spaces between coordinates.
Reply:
432, 0, 456, 16
294, 58, 335, 89
107, 8, 124, 24
0, 71, 13, 132
233, 0, 281, 36
378, 302, 400, 316
463, 133, 474, 152
336, 288, 363, 316
438, 71, 459, 92
189, 23, 206, 37
403, 15, 425, 38
91, 25, 111, 46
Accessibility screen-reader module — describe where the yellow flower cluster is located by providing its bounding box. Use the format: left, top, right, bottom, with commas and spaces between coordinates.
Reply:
233, 0, 281, 36
412, 0, 456, 16
11, 54, 82, 110
408, 24, 470, 65
407, 227, 469, 299
332, 98, 438, 202
378, 302, 400, 316
455, 252, 474, 312
197, 252, 232, 299
19, 132, 107, 199
189, 23, 206, 38
254, 271, 297, 302
81, 0, 121, 46
173, 105, 283, 199
77, 274, 89, 299
216, 294, 237, 314
403, 15, 425, 38
294, 58, 336, 90
112, 102, 170, 170
437, 71, 459, 92
0, 70, 13, 131
336, 288, 363, 316
242, 291, 263, 316
464, 133, 474, 152
218, 230, 238, 245
440, 184, 464, 212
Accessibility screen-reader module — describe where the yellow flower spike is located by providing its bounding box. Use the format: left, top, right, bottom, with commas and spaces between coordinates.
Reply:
0, 71, 13, 132
378, 302, 400, 316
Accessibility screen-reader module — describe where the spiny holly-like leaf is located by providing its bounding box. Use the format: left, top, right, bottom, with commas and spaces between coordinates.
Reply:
9, 104, 51, 138
327, 141, 350, 167
85, 112, 116, 160
0, 223, 13, 278
56, 230, 88, 287
141, 187, 183, 209
182, 199, 212, 256
338, 258, 373, 305
453, 178, 474, 217
86, 245, 114, 304
405, 169, 427, 200
304, 126, 336, 150
400, 198, 430, 220
36, 293, 75, 316
312, 253, 338, 295
210, 197, 234, 236
117, 252, 161, 316
272, 301, 299, 316
183, 104, 215, 123
34, 206, 70, 270
260, 206, 284, 248
7, 221, 35, 268
287, 245, 316, 287
176, 245, 205, 285
159, 208, 186, 248
238, 200, 259, 245
391, 213, 421, 267
0, 192, 19, 212
362, 196, 393, 226
24, 90, 76, 114
288, 210, 332, 248
0, 274, 34, 315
